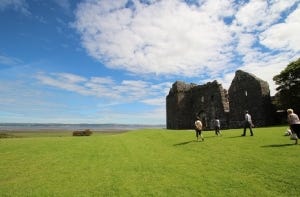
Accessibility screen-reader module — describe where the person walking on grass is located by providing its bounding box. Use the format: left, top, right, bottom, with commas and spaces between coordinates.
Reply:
241, 110, 254, 136
195, 117, 204, 141
214, 117, 221, 136
287, 108, 300, 145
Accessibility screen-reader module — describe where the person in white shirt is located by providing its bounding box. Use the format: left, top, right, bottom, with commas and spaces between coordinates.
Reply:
214, 117, 221, 136
287, 108, 300, 144
241, 110, 254, 136
194, 117, 204, 141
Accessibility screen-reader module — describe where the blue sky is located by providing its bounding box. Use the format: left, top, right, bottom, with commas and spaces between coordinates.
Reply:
0, 0, 300, 124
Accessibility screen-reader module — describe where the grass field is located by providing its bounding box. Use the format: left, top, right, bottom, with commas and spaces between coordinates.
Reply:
0, 126, 299, 196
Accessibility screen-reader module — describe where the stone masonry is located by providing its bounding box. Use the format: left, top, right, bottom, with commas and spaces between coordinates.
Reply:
228, 70, 274, 128
166, 70, 274, 129
166, 80, 229, 129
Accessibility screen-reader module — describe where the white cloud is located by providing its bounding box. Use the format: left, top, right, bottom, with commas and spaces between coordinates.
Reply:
74, 0, 300, 96
53, 0, 71, 11
232, 0, 298, 33
229, 0, 300, 95
141, 97, 165, 106
0, 54, 22, 66
234, 1, 271, 32
0, 0, 30, 15
74, 0, 234, 76
35, 71, 170, 124
235, 33, 256, 56
259, 4, 300, 52
36, 72, 91, 96
36, 72, 171, 105
0, 79, 68, 121
134, 107, 166, 124
90, 106, 166, 125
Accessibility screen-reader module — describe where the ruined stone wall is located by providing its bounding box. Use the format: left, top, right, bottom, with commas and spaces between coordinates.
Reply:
166, 70, 275, 130
228, 70, 274, 128
166, 81, 196, 129
166, 80, 229, 129
191, 81, 229, 130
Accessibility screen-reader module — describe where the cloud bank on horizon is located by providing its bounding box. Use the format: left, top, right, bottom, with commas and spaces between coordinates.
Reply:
74, 0, 300, 93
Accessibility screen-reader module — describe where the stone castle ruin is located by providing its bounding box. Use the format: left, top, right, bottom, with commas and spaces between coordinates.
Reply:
166, 70, 274, 130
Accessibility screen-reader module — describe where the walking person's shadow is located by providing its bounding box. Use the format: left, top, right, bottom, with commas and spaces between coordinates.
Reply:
261, 144, 295, 148
173, 140, 198, 146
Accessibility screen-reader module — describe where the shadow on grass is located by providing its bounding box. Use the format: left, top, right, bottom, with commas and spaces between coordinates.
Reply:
261, 143, 296, 148
205, 135, 220, 138
226, 135, 247, 139
173, 140, 203, 146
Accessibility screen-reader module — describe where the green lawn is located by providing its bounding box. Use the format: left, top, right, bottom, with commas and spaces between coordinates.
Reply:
0, 126, 299, 196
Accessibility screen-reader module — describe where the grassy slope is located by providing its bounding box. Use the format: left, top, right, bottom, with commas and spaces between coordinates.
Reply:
0, 126, 299, 196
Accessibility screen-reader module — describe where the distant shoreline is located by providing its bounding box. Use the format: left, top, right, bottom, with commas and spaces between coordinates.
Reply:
0, 129, 131, 138
0, 123, 166, 132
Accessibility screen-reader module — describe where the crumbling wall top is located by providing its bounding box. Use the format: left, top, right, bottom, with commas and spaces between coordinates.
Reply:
169, 81, 197, 94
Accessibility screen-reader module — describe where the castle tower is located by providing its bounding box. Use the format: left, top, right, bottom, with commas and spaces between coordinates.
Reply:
228, 70, 274, 128
166, 81, 195, 129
